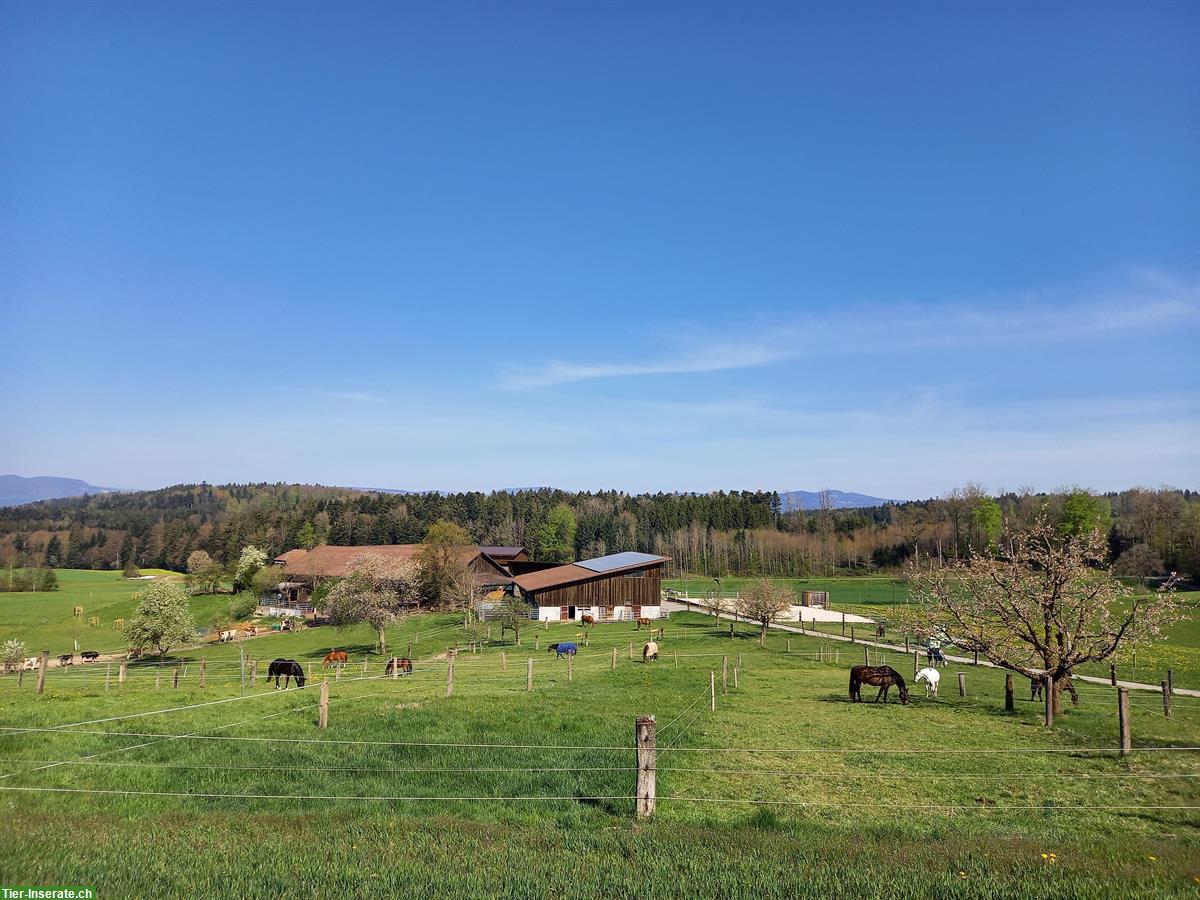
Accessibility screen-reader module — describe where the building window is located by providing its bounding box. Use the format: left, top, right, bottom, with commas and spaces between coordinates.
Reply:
623, 570, 644, 579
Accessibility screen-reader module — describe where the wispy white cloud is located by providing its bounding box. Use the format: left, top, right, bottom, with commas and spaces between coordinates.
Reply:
497, 268, 1198, 389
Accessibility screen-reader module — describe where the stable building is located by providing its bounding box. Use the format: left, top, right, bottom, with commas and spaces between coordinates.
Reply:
513, 551, 670, 622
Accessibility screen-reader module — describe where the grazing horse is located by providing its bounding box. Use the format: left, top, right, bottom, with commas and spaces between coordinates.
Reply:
580, 614, 596, 627
925, 647, 946, 667
915, 667, 941, 697
80, 651, 100, 662
385, 657, 413, 676
322, 650, 348, 668
57, 654, 74, 667
266, 658, 306, 689
634, 617, 651, 630
849, 665, 909, 704
642, 641, 659, 663
1031, 677, 1079, 706
547, 642, 577, 659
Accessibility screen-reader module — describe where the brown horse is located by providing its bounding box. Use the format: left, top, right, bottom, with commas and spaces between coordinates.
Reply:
580, 614, 596, 627
323, 650, 348, 668
849, 665, 909, 704
1031, 677, 1078, 705
385, 657, 413, 676
634, 617, 651, 630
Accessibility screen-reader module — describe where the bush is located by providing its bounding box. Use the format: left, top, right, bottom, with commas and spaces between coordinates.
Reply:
124, 582, 196, 656
2, 638, 27, 672
229, 592, 258, 621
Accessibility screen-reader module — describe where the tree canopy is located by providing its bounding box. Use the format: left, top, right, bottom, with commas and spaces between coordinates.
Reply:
124, 581, 197, 656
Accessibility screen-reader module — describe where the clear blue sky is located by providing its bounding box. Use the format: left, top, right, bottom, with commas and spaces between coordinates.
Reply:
2, 1, 1197, 498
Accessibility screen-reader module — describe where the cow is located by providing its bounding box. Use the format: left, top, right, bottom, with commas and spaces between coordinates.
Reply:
217, 630, 237, 643
266, 658, 306, 689
80, 651, 100, 662
57, 654, 74, 667
22, 657, 40, 671
547, 642, 577, 659
385, 657, 413, 676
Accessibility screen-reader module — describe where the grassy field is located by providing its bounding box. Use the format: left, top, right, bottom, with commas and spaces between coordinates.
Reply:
1, 573, 1197, 897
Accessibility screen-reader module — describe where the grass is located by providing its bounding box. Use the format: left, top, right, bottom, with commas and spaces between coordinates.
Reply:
1, 573, 1198, 897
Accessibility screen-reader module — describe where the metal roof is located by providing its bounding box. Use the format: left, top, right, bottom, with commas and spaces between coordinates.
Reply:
513, 553, 670, 593
575, 551, 667, 573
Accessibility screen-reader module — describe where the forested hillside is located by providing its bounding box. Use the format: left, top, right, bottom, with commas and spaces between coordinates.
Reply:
0, 482, 1195, 579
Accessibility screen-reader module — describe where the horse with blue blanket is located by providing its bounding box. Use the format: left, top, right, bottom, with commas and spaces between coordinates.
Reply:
547, 642, 577, 659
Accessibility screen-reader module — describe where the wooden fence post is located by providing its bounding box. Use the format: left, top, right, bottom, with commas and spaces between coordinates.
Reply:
155, 671, 161, 690
957, 673, 966, 697
905, 636, 909, 653
850, 626, 855, 643
249, 660, 257, 687
635, 715, 657, 819
737, 653, 743, 669
501, 651, 507, 671
527, 658, 533, 692
1110, 664, 1117, 686
863, 646, 869, 666
786, 640, 791, 654
199, 658, 207, 688
673, 650, 678, 668
1162, 681, 1172, 718
446, 658, 455, 697
710, 671, 716, 711
733, 667, 738, 689
841, 612, 846, 636
392, 657, 398, 680
721, 656, 728, 694
611, 647, 617, 671
1043, 675, 1053, 728
1117, 687, 1131, 756
172, 667, 180, 689
1004, 673, 1014, 712
119, 660, 127, 685
567, 652, 574, 682
18, 668, 23, 687
1167, 669, 1174, 696
913, 650, 919, 677
105, 664, 111, 691
318, 679, 329, 729
536, 637, 540, 651
36, 651, 48, 695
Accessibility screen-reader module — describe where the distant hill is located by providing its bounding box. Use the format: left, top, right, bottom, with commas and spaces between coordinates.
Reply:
0, 475, 117, 508
778, 489, 895, 512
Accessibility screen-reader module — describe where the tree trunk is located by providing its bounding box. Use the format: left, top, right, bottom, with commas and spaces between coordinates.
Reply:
1051, 676, 1065, 716
759, 626, 765, 647
378, 627, 387, 656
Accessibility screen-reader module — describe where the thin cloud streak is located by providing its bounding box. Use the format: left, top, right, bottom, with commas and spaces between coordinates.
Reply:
498, 271, 1198, 389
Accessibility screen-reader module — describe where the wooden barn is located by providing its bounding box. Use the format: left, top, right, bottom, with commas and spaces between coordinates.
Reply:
513, 551, 671, 622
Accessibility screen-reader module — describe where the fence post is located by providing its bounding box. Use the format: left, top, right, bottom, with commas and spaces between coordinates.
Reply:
733, 667, 739, 689
905, 636, 910, 653
972, 651, 978, 666
786, 640, 791, 654
1162, 681, 1172, 718
118, 660, 127, 685
1043, 675, 1053, 728
1110, 664, 1117, 686
536, 637, 540, 651
957, 673, 966, 697
172, 666, 180, 689
105, 663, 111, 691
1005, 673, 1014, 712
36, 651, 48, 695
199, 658, 207, 688
1117, 687, 1131, 756
249, 659, 257, 687
568, 653, 573, 682
913, 651, 918, 677
737, 653, 743, 669
392, 657, 398, 681
635, 715, 657, 819
527, 658, 533, 692
501, 651, 507, 671
18, 668, 23, 687
710, 671, 716, 711
155, 671, 161, 690
446, 658, 455, 697
863, 646, 869, 666
1167, 669, 1174, 696
240, 645, 246, 692
318, 679, 329, 729
841, 612, 846, 636
722, 656, 728, 694
850, 626, 855, 643
673, 650, 678, 668
611, 647, 617, 671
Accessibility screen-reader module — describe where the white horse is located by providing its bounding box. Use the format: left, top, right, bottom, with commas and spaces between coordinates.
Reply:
915, 667, 941, 697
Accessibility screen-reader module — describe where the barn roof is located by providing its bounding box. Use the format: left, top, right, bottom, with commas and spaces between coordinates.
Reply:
480, 546, 527, 558
513, 552, 669, 592
283, 544, 513, 586
274, 549, 309, 566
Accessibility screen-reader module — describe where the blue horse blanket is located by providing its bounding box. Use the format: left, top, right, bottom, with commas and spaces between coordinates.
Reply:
550, 642, 578, 658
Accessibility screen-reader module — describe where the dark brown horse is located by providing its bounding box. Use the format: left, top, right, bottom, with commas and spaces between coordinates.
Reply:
580, 614, 596, 627
1031, 677, 1078, 705
849, 665, 909, 704
385, 657, 413, 676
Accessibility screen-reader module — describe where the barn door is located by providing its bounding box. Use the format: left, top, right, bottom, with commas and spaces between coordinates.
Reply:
633, 605, 642, 619
560, 606, 569, 621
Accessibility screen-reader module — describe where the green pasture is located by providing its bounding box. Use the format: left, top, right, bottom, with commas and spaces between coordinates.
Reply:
1, 598, 1198, 897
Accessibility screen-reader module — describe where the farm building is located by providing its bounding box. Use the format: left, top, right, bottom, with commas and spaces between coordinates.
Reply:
273, 544, 514, 607
512, 551, 671, 622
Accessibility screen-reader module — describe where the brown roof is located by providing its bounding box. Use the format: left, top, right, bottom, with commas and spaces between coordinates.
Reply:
480, 546, 527, 558
275, 549, 309, 566
513, 555, 669, 593
283, 544, 513, 586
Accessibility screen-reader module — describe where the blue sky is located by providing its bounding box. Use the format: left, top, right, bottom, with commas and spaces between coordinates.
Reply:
1, 1, 1197, 498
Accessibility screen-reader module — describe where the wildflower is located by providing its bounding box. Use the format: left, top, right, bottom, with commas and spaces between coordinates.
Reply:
958, 872, 967, 879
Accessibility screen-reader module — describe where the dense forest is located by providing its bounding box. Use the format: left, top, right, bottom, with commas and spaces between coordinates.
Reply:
0, 483, 1196, 581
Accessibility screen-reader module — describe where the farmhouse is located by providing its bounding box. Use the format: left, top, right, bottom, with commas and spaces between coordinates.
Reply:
273, 544, 514, 607
513, 551, 670, 622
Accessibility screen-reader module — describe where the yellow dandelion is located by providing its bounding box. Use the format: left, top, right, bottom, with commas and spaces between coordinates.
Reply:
1148, 856, 1157, 862
1041, 854, 1049, 860
959, 871, 967, 879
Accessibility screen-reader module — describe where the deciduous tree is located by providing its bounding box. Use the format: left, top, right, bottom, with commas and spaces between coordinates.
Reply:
124, 582, 197, 656
323, 553, 418, 656
737, 579, 794, 646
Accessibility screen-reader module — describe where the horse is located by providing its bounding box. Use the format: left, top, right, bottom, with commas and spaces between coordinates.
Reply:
385, 657, 413, 676
322, 650, 348, 668
80, 651, 100, 662
925, 647, 946, 667
580, 614, 596, 627
547, 642, 577, 659
642, 641, 659, 662
266, 658, 306, 689
1031, 677, 1079, 706
849, 665, 909, 704
914, 666, 941, 697
634, 617, 651, 630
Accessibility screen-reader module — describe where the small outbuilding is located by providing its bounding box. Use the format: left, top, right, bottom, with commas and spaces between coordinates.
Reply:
513, 551, 671, 622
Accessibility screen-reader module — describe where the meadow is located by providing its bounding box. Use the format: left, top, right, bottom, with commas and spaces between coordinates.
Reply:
0, 571, 1197, 898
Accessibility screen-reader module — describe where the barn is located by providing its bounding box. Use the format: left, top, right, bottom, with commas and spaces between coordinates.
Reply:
513, 551, 671, 622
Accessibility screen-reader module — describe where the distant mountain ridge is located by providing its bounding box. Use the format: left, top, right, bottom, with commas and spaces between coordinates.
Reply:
778, 489, 895, 511
0, 475, 118, 508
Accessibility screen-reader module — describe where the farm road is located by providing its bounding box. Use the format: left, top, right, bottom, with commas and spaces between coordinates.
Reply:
662, 599, 1200, 698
